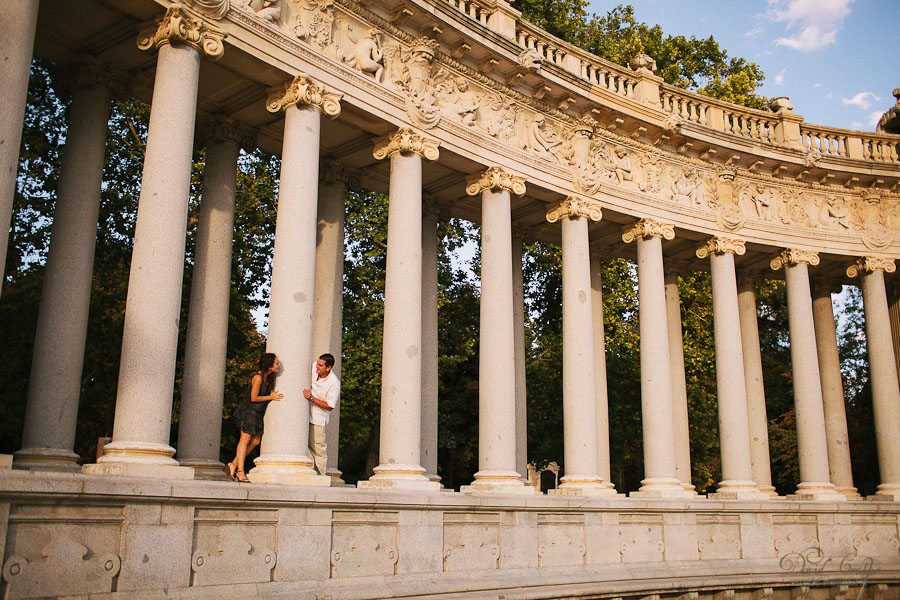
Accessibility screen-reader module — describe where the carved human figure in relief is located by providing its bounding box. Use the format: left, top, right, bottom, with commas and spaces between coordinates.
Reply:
347, 29, 384, 82
241, 0, 282, 22
748, 185, 775, 221
613, 147, 633, 184
669, 166, 696, 204
290, 0, 335, 48
816, 195, 851, 229
526, 115, 565, 162
454, 78, 480, 127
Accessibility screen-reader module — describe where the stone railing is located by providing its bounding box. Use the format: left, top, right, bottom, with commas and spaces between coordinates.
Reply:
514, 21, 570, 68
441, 0, 492, 26
799, 124, 900, 163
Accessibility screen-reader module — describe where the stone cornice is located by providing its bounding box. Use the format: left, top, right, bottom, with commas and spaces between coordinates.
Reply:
266, 74, 343, 117
320, 159, 361, 189
696, 237, 747, 259
465, 167, 526, 197
846, 256, 897, 278
621, 219, 675, 243
373, 128, 440, 161
137, 4, 225, 61
770, 248, 820, 270
196, 114, 257, 151
545, 196, 602, 223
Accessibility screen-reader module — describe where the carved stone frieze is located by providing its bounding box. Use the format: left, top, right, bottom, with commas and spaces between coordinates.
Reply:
465, 167, 526, 197
197, 114, 257, 150
290, 0, 335, 47
546, 196, 602, 223
240, 0, 282, 22
189, 0, 230, 19
696, 237, 746, 259
770, 249, 820, 271
622, 219, 676, 243
706, 168, 745, 232
137, 5, 225, 61
846, 256, 897, 278
372, 128, 440, 161
266, 73, 343, 116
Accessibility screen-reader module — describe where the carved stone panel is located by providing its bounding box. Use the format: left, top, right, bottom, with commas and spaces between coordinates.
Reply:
538, 513, 585, 567
851, 517, 900, 558
331, 511, 399, 578
191, 507, 278, 587
618, 513, 665, 563
773, 515, 819, 558
697, 514, 742, 560
442, 512, 500, 572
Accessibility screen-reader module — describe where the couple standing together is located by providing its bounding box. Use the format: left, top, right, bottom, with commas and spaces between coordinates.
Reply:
227, 352, 340, 483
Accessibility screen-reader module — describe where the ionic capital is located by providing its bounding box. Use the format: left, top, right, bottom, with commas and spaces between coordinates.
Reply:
512, 224, 536, 245
66, 57, 131, 99
696, 237, 746, 259
267, 74, 342, 117
546, 196, 602, 223
196, 115, 257, 151
589, 243, 613, 262
846, 256, 897, 278
423, 196, 451, 220
770, 248, 820, 271
621, 219, 675, 243
320, 159, 360, 189
809, 277, 842, 297
465, 167, 526, 197
373, 128, 440, 162
664, 259, 689, 279
736, 269, 764, 289
137, 5, 225, 61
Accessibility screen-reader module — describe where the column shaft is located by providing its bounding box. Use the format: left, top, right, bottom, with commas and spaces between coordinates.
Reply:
315, 179, 346, 485
86, 43, 201, 478
16, 85, 112, 471
811, 284, 858, 498
176, 134, 241, 479
860, 269, 900, 498
664, 267, 693, 491
590, 251, 616, 492
512, 235, 529, 483
421, 206, 440, 483
0, 0, 39, 297
782, 261, 840, 498
250, 104, 325, 485
737, 273, 776, 495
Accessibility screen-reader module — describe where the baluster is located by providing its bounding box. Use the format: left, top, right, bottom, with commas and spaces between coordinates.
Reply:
626, 79, 634, 98
698, 104, 707, 125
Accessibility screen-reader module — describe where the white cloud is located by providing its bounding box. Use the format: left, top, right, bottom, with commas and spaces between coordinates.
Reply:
850, 122, 864, 129
813, 83, 823, 88
744, 25, 765, 39
867, 111, 883, 127
774, 68, 786, 86
842, 91, 881, 110
826, 92, 834, 99
767, 0, 854, 51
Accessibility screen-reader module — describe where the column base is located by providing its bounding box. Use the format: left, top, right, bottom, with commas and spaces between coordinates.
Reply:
708, 480, 771, 500
0, 455, 12, 469
461, 470, 534, 495
82, 462, 195, 479
424, 470, 443, 485
177, 458, 229, 481
83, 441, 194, 479
681, 482, 699, 495
789, 482, 847, 501
756, 485, 780, 498
248, 455, 331, 486
548, 475, 619, 497
630, 477, 697, 498
357, 464, 441, 491
869, 484, 900, 501
326, 468, 347, 486
13, 447, 81, 472
834, 485, 862, 500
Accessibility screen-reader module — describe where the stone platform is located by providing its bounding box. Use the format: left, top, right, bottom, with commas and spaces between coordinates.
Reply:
1, 470, 898, 599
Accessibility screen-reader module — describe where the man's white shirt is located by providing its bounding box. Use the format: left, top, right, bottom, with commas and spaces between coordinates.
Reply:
309, 362, 340, 426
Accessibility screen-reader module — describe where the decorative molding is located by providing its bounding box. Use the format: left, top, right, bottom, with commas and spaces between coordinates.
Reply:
372, 128, 440, 161
320, 159, 361, 189
465, 167, 526, 197
696, 237, 747, 259
266, 73, 343, 116
546, 196, 602, 223
846, 256, 897, 278
137, 4, 225, 61
770, 249, 820, 271
197, 114, 257, 151
621, 219, 675, 243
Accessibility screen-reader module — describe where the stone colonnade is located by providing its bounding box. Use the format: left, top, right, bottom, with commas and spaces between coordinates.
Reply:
5, 3, 900, 500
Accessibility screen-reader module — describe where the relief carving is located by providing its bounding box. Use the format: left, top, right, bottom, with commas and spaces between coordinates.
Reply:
341, 28, 385, 81
698, 532, 742, 560
453, 78, 481, 127
780, 189, 813, 228
706, 168, 745, 231
238, 0, 282, 22
390, 37, 451, 129
289, 0, 335, 47
137, 5, 226, 60
669, 165, 699, 205
190, 0, 231, 20
518, 48, 543, 72
814, 195, 852, 230
639, 152, 665, 194
538, 530, 586, 567
2, 540, 121, 599
852, 529, 900, 557
620, 528, 665, 562
191, 537, 276, 586
331, 530, 398, 577
774, 532, 819, 557
747, 184, 777, 221
852, 192, 895, 250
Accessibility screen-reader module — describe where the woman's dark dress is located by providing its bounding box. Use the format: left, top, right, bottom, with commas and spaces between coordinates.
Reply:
232, 378, 270, 436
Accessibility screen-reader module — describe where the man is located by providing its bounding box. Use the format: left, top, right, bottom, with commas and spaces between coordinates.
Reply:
303, 353, 340, 477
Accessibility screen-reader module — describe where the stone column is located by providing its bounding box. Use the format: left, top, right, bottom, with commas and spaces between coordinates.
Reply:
622, 220, 692, 498
14, 60, 125, 471
737, 271, 777, 496
358, 129, 441, 492
546, 197, 611, 495
421, 197, 448, 484
811, 279, 859, 499
316, 161, 355, 486
589, 244, 617, 494
512, 226, 531, 484
0, 0, 39, 298
461, 167, 532, 495
847, 257, 900, 500
176, 116, 254, 480
771, 249, 843, 500
84, 8, 224, 478
664, 261, 694, 493
249, 75, 342, 486
697, 238, 764, 499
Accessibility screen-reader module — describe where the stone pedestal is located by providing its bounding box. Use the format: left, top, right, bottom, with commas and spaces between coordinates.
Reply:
16, 68, 118, 472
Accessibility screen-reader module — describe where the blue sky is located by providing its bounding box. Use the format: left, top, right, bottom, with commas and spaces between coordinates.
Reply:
585, 0, 900, 132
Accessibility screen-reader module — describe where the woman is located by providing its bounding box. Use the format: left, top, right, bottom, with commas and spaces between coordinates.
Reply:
227, 352, 283, 482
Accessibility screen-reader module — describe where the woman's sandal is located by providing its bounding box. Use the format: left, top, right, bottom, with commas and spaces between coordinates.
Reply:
226, 461, 237, 481
235, 470, 250, 483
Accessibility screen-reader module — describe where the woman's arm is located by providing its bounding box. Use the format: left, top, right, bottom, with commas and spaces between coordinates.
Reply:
250, 374, 283, 402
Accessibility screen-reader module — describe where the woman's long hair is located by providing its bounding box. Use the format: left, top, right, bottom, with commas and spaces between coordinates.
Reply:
259, 352, 277, 390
